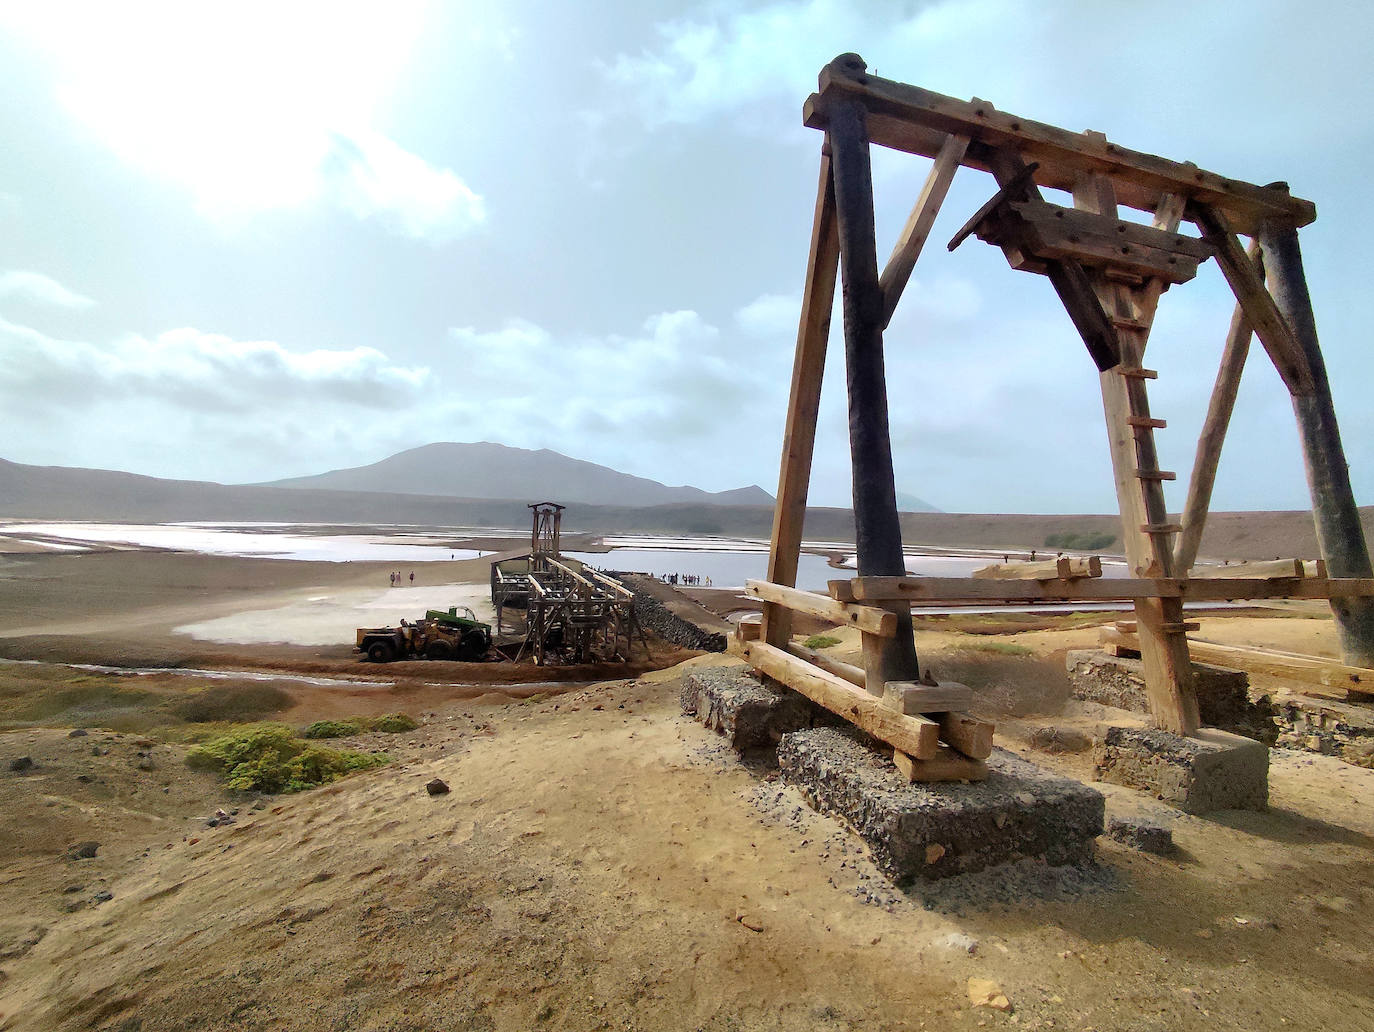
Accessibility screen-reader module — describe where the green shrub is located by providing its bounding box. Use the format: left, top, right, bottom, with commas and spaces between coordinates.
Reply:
371, 713, 419, 733
1044, 531, 1116, 551
802, 635, 842, 649
186, 723, 387, 793
302, 719, 363, 739
173, 684, 292, 723
972, 641, 1033, 657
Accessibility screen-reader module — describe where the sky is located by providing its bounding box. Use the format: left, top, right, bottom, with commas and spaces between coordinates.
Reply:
1, 0, 1372, 514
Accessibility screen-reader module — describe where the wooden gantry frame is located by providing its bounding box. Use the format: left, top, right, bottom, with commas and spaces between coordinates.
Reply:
746, 55, 1374, 775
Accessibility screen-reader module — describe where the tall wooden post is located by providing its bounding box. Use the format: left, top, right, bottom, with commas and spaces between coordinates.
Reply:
1258, 215, 1374, 667
825, 62, 920, 692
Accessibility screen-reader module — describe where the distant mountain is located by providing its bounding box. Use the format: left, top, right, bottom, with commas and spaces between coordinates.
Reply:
895, 490, 941, 514
255, 442, 775, 508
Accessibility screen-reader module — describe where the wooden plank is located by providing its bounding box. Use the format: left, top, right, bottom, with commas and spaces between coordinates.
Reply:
1100, 626, 1373, 697
1114, 620, 1200, 634
972, 557, 1101, 580
1141, 523, 1183, 534
1118, 366, 1158, 379
747, 579, 896, 637
850, 575, 1374, 602
788, 641, 865, 688
937, 712, 994, 759
1127, 416, 1167, 429
879, 132, 968, 328
1191, 559, 1304, 580
893, 746, 988, 783
802, 56, 1315, 234
883, 681, 974, 715
1191, 203, 1315, 396
1136, 470, 1176, 481
763, 151, 841, 649
745, 641, 940, 758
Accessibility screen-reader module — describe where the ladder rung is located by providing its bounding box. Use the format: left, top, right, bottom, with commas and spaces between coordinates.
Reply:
1140, 523, 1183, 534
1127, 416, 1167, 429
1135, 470, 1177, 481
1118, 366, 1158, 379
1110, 315, 1151, 331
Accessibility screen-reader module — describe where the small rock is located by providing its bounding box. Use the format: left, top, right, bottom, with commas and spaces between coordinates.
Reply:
968, 977, 1011, 1011
9, 756, 34, 773
68, 729, 88, 738
939, 932, 979, 954
425, 778, 450, 796
925, 843, 947, 865
1106, 816, 1174, 855
251, 800, 267, 811
92, 891, 113, 904
1029, 726, 1093, 754
136, 758, 155, 771
75, 774, 92, 784
66, 841, 99, 860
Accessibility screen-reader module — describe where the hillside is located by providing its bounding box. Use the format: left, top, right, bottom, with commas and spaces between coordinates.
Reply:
0, 456, 1362, 559
255, 441, 774, 508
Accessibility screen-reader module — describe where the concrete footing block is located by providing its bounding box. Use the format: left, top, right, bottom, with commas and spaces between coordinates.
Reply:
681, 665, 819, 752
777, 726, 1105, 883
1093, 726, 1268, 814
1067, 649, 1251, 726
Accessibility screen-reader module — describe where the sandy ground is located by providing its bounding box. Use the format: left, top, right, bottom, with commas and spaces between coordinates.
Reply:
1, 546, 1372, 1030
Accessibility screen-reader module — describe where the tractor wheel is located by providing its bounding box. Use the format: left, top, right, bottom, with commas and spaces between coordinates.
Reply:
367, 641, 396, 663
426, 639, 453, 661
461, 631, 489, 661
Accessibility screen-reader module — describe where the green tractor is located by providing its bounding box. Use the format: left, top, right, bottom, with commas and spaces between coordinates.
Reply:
356, 606, 492, 663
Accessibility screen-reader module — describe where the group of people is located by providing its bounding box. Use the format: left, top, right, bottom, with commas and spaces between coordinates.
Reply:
389, 571, 414, 587
662, 573, 710, 586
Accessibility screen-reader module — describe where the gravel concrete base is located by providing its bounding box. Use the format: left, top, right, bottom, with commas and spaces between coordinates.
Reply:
1106, 816, 1174, 855
681, 665, 821, 753
1067, 649, 1252, 726
776, 726, 1105, 883
1093, 726, 1269, 813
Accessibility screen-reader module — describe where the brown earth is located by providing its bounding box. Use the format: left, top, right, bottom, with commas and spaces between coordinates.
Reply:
0, 547, 1372, 1030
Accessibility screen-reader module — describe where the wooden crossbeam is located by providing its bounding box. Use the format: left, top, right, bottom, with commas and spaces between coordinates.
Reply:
894, 746, 988, 783
1191, 559, 1304, 580
744, 641, 940, 758
836, 575, 1374, 602
803, 55, 1314, 235
972, 557, 1102, 580
747, 579, 896, 636
884, 681, 974, 715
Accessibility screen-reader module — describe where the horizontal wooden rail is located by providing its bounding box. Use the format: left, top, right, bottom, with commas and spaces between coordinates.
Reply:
832, 575, 1374, 603
746, 579, 896, 636
972, 556, 1101, 580
744, 641, 939, 758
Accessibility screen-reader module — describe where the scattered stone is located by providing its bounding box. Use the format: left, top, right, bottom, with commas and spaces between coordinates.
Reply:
426, 778, 450, 796
1029, 726, 1094, 754
68, 729, 88, 738
251, 800, 267, 811
1106, 816, 1174, 855
8, 756, 34, 773
92, 891, 113, 904
136, 758, 156, 771
75, 774, 92, 784
939, 932, 979, 954
735, 913, 764, 933
968, 977, 1011, 1011
66, 841, 99, 860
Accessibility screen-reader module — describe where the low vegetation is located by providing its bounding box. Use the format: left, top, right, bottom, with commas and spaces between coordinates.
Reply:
186, 723, 388, 793
1044, 531, 1116, 551
174, 683, 293, 723
802, 634, 843, 649
969, 641, 1033, 657
302, 713, 419, 739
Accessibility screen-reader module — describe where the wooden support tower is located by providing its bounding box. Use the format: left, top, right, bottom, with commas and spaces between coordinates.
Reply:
748, 54, 1374, 769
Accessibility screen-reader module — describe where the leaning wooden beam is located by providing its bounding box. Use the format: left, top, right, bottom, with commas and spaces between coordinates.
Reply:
788, 641, 866, 687
827, 86, 922, 691
837, 575, 1374, 602
746, 579, 897, 637
763, 151, 841, 650
1190, 204, 1315, 395
972, 557, 1102, 580
802, 54, 1314, 234
1174, 249, 1258, 573
1100, 627, 1372, 699
1259, 210, 1374, 669
878, 131, 969, 328
744, 641, 939, 758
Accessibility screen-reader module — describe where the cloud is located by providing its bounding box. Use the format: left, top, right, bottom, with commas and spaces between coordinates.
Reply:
1, 2, 485, 241
0, 270, 95, 309
736, 293, 799, 337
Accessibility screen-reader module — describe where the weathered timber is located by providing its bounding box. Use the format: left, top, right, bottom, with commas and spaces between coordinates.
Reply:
803, 56, 1314, 235
744, 641, 939, 758
763, 152, 840, 649
972, 557, 1102, 580
893, 746, 988, 783
826, 73, 920, 692
879, 131, 968, 328
788, 641, 866, 688
1259, 213, 1374, 668
746, 579, 896, 637
1190, 559, 1304, 580
882, 681, 974, 716
841, 575, 1374, 602
937, 712, 995, 760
